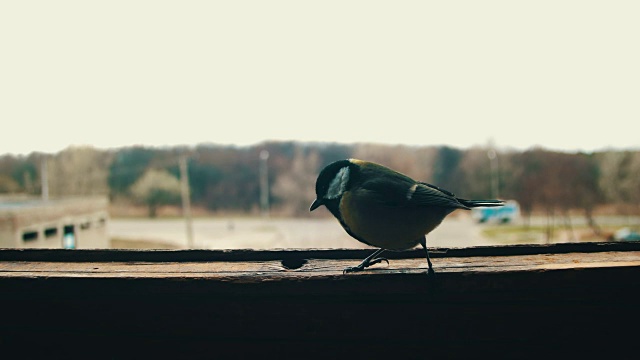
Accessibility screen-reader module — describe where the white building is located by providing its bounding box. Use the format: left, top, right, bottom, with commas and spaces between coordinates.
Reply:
0, 196, 109, 249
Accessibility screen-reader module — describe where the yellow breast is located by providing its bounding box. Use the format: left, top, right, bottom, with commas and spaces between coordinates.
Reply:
339, 190, 447, 250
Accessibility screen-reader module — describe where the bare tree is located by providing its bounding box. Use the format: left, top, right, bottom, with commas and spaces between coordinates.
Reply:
619, 151, 640, 216
456, 147, 494, 199
130, 169, 182, 217
596, 150, 640, 216
0, 175, 19, 193
48, 146, 111, 197
352, 143, 437, 182
271, 146, 320, 216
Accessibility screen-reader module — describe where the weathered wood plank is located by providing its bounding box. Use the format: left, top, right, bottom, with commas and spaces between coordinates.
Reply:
1, 244, 639, 359
1, 241, 639, 262
1, 251, 638, 279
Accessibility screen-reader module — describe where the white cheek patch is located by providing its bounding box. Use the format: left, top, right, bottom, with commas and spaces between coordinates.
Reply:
326, 166, 350, 199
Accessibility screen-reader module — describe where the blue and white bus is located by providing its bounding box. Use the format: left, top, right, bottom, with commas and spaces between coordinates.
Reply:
471, 200, 520, 224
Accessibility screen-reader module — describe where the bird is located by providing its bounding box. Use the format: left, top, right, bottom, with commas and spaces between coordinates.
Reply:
310, 158, 504, 275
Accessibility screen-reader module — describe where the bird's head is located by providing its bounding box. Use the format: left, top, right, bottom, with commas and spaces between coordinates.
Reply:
310, 159, 356, 211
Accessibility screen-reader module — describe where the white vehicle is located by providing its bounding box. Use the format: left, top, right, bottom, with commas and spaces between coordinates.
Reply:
471, 200, 520, 224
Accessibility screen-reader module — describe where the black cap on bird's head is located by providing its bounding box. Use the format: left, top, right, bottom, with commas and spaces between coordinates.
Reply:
310, 159, 354, 211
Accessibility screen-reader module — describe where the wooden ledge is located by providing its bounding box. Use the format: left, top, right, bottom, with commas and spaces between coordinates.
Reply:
2, 242, 639, 359
1, 247, 639, 280
1, 242, 639, 282
2, 241, 639, 262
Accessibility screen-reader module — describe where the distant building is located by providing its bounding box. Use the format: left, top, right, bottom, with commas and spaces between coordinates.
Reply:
0, 196, 109, 249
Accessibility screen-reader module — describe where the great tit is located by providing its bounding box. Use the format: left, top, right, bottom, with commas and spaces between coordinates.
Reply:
310, 158, 504, 275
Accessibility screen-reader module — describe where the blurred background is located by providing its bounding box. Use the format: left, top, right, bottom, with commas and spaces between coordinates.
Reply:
1, 1, 638, 250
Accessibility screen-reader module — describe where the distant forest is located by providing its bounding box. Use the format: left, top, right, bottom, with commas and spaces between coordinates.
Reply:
1, 142, 639, 220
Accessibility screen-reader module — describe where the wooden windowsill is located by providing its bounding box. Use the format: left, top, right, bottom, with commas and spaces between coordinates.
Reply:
1, 243, 639, 280
1, 242, 639, 359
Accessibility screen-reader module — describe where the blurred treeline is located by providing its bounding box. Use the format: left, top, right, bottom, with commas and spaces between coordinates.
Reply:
0, 142, 639, 219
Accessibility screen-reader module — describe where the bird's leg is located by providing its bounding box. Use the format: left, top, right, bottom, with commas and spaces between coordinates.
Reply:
343, 248, 388, 274
419, 236, 435, 276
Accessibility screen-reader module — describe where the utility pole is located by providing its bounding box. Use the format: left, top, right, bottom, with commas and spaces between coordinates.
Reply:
41, 156, 49, 201
487, 149, 500, 199
259, 150, 270, 217
179, 155, 194, 248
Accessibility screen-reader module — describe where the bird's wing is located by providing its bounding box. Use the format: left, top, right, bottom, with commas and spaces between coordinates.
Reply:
357, 174, 468, 209
410, 182, 470, 209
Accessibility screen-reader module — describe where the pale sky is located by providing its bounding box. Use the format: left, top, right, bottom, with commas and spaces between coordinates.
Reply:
1, 1, 639, 155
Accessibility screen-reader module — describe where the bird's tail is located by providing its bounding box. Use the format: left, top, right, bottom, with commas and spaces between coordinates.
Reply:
457, 199, 505, 208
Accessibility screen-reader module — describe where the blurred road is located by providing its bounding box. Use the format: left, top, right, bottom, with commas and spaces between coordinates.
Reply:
108, 213, 489, 250
108, 213, 640, 250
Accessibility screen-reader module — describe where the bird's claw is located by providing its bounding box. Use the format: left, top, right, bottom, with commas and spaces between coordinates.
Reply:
342, 257, 389, 274
343, 266, 363, 274
369, 257, 389, 267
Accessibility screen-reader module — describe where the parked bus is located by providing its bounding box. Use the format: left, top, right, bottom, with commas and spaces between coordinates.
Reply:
471, 200, 520, 224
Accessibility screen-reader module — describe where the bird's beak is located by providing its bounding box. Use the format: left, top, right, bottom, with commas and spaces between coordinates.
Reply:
310, 198, 323, 211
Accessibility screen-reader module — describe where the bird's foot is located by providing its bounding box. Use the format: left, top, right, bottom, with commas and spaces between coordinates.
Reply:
369, 257, 389, 267
343, 257, 389, 274
343, 265, 363, 274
